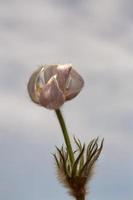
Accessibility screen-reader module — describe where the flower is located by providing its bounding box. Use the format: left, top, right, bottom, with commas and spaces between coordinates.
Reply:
27, 64, 84, 109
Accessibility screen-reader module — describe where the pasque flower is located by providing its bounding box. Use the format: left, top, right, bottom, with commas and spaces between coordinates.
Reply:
27, 64, 84, 110
27, 64, 104, 200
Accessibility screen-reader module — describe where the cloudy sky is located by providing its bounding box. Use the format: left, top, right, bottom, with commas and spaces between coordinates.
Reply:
0, 0, 132, 200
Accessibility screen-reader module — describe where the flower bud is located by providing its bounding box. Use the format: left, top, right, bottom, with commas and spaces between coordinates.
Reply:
27, 64, 84, 110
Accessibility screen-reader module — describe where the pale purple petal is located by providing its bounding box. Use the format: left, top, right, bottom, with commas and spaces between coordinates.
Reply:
27, 66, 44, 104
65, 68, 84, 100
44, 65, 58, 83
39, 76, 65, 110
56, 64, 72, 91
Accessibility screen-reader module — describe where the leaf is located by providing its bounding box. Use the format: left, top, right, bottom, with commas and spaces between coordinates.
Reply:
72, 144, 85, 177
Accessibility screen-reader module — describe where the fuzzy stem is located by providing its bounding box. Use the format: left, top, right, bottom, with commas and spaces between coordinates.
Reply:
55, 109, 74, 166
76, 196, 85, 200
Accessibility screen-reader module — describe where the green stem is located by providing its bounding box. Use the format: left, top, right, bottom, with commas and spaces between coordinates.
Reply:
55, 109, 74, 165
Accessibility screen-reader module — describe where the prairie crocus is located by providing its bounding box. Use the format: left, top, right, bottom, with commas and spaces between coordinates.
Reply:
27, 64, 104, 200
27, 64, 84, 110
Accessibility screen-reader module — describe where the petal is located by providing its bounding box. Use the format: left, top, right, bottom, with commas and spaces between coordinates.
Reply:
65, 68, 84, 100
44, 65, 58, 83
39, 75, 65, 110
27, 66, 45, 104
56, 64, 72, 92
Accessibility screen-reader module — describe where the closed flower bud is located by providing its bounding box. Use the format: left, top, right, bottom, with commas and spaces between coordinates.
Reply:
27, 64, 84, 110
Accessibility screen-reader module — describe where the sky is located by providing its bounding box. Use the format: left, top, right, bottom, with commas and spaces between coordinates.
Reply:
0, 0, 133, 200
